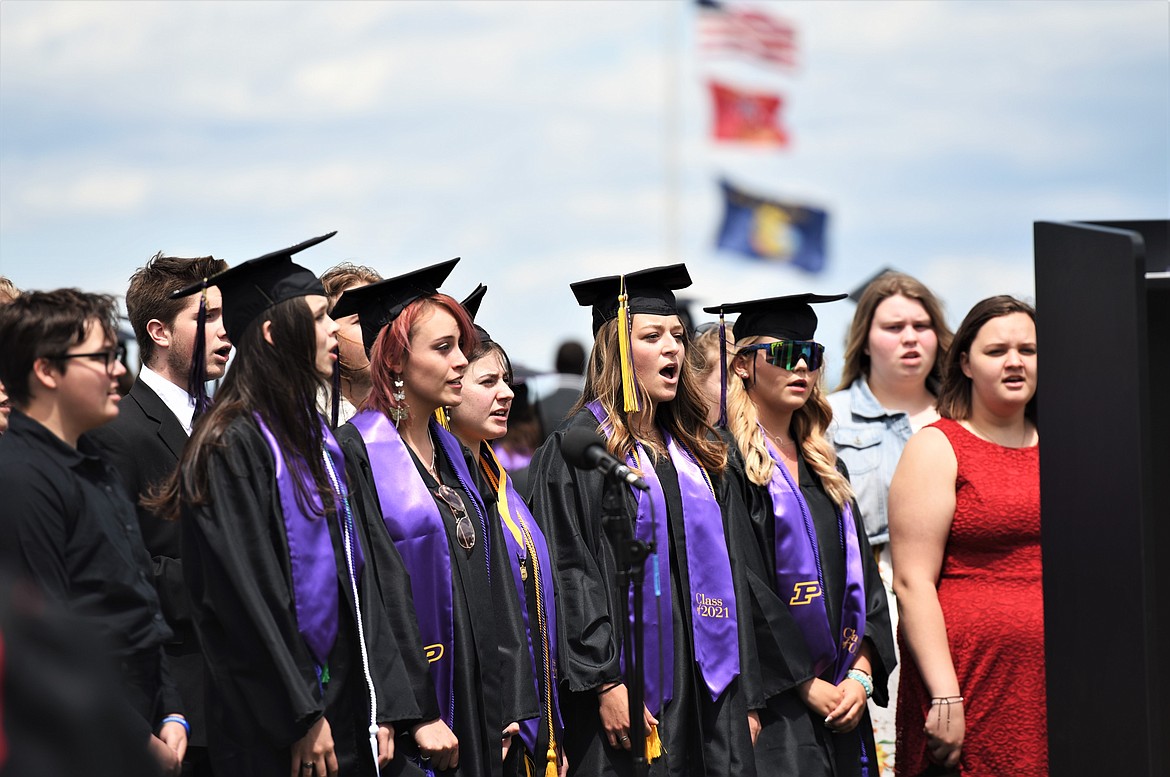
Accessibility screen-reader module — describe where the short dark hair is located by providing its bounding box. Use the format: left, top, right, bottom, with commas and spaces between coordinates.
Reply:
555, 340, 586, 375
937, 295, 1038, 422
125, 253, 227, 365
0, 289, 119, 408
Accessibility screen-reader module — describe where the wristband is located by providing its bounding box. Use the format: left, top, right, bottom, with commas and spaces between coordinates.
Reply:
160, 715, 190, 736
597, 682, 621, 697
846, 669, 873, 699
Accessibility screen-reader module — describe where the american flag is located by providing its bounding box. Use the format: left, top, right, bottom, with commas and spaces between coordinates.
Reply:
698, 1, 798, 71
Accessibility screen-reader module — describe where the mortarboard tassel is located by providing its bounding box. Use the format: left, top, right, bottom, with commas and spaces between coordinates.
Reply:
616, 276, 641, 414
646, 723, 662, 762
717, 311, 728, 428
330, 346, 342, 428
187, 281, 211, 418
434, 407, 451, 431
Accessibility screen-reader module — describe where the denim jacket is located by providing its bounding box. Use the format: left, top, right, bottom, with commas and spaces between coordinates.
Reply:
827, 376, 914, 546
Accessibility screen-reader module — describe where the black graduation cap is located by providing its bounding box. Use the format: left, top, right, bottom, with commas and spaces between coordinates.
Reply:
171, 232, 334, 344
570, 264, 692, 335
169, 231, 335, 415
460, 283, 490, 340
333, 258, 459, 352
703, 292, 848, 342
848, 266, 897, 303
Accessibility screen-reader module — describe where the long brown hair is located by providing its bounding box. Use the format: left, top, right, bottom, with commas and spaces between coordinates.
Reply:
936, 295, 1038, 422
148, 297, 332, 522
572, 316, 725, 475
836, 271, 953, 393
727, 335, 854, 508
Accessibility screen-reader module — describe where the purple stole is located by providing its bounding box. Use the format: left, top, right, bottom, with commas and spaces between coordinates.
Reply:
482, 444, 563, 756
349, 409, 488, 729
763, 433, 866, 684
255, 415, 364, 670
585, 402, 739, 715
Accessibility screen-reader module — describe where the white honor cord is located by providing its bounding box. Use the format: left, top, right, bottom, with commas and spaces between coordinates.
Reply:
324, 448, 381, 775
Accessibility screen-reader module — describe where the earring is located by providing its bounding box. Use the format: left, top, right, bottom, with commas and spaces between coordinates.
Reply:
389, 375, 409, 425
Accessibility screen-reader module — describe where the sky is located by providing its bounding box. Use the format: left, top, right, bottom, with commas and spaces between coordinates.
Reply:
2, 0, 1167, 381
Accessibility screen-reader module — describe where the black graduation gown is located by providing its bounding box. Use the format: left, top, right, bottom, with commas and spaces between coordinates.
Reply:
181, 417, 420, 776
336, 423, 538, 777
725, 442, 896, 777
463, 443, 564, 777
527, 410, 762, 777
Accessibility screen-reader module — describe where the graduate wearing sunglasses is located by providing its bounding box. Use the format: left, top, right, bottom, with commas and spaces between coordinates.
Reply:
333, 261, 537, 777
705, 294, 895, 777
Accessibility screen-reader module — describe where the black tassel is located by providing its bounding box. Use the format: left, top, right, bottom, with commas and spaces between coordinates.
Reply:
330, 345, 342, 429
188, 284, 211, 418
717, 311, 728, 428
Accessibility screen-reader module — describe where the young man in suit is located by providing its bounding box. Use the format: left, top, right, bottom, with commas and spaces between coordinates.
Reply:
88, 253, 230, 776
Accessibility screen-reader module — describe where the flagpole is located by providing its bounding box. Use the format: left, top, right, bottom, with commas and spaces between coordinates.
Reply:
663, 0, 681, 263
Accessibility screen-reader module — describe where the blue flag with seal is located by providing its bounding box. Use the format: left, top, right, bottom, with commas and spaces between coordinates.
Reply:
715, 179, 828, 273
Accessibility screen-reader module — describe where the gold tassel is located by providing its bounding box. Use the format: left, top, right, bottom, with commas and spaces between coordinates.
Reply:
616, 275, 640, 413
433, 407, 451, 430
645, 724, 662, 762
544, 745, 557, 777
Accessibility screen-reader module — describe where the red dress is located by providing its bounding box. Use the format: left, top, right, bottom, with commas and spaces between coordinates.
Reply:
895, 418, 1047, 777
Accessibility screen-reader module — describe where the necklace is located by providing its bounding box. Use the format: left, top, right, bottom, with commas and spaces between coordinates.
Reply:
414, 431, 439, 481
764, 428, 795, 449
966, 419, 1029, 449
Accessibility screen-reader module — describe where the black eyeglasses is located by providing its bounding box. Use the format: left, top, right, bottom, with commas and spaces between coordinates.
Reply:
434, 484, 475, 551
53, 344, 127, 374
740, 340, 825, 371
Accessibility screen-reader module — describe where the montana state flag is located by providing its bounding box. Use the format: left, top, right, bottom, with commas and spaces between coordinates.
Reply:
715, 180, 828, 272
709, 81, 789, 146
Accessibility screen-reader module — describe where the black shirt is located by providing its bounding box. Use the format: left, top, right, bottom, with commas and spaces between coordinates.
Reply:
0, 409, 181, 726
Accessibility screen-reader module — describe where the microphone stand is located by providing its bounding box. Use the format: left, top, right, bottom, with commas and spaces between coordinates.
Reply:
601, 476, 652, 777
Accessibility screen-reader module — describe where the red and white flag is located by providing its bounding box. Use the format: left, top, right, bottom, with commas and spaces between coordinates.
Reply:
709, 81, 789, 146
698, 1, 798, 71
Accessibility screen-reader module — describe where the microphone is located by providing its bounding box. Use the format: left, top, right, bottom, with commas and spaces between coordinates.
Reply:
560, 426, 651, 492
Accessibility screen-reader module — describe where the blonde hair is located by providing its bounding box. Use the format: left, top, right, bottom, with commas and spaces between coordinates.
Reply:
727, 335, 853, 509
0, 277, 19, 305
572, 317, 725, 475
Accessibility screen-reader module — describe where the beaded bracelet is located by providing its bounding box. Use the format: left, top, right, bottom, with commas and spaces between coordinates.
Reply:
160, 715, 190, 736
846, 669, 873, 699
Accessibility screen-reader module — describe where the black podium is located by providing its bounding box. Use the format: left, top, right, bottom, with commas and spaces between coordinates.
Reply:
1034, 220, 1169, 776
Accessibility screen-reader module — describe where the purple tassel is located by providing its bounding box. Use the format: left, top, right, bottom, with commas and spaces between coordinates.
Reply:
717, 312, 728, 428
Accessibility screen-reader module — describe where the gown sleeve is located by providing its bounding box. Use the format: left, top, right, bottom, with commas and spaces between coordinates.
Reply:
526, 412, 624, 693
181, 420, 325, 747
833, 457, 896, 705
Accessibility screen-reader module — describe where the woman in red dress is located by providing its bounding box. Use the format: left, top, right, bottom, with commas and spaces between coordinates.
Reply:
889, 296, 1044, 776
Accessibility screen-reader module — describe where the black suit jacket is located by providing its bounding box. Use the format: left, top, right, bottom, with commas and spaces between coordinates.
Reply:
87, 376, 207, 743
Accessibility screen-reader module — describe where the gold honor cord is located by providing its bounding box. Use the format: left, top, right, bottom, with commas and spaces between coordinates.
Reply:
481, 445, 560, 777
